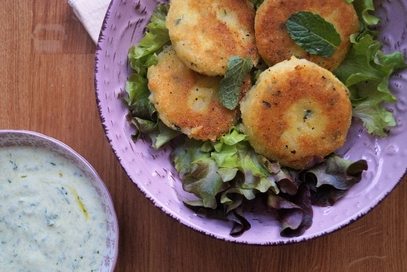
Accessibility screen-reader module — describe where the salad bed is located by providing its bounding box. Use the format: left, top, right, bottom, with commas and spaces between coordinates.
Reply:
123, 0, 406, 237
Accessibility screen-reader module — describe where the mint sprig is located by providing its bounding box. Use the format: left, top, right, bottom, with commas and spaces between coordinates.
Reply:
219, 56, 253, 110
286, 11, 342, 58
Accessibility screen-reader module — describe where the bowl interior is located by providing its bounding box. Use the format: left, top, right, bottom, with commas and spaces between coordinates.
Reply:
0, 130, 118, 271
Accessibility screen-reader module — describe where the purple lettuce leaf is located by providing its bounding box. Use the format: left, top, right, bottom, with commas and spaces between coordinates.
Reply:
171, 139, 229, 209
267, 185, 313, 237
171, 132, 368, 238
302, 154, 368, 206
184, 197, 251, 237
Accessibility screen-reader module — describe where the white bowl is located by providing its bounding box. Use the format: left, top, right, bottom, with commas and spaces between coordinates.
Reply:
0, 130, 118, 271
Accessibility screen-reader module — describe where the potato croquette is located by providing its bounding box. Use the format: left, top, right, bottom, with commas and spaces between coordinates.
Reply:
255, 0, 360, 71
166, 0, 259, 76
148, 46, 245, 142
240, 57, 352, 169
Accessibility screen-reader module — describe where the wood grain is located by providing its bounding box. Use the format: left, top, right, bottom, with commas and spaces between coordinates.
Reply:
1, 1, 406, 271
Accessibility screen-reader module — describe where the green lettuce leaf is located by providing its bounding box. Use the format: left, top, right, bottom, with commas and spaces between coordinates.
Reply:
125, 74, 156, 120
171, 127, 281, 208
171, 138, 228, 209
333, 0, 407, 137
127, 4, 170, 75
124, 1, 375, 238
171, 127, 367, 237
124, 4, 175, 148
125, 4, 170, 109
348, 0, 380, 27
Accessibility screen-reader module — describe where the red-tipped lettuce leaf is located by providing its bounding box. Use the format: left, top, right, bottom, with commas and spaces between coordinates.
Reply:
303, 155, 368, 206
268, 185, 313, 237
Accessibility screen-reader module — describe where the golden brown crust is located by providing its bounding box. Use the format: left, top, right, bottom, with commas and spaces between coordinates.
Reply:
166, 0, 259, 76
240, 57, 352, 169
147, 46, 240, 142
255, 0, 360, 71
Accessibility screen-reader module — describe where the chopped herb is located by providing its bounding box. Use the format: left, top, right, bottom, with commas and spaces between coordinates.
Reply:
262, 101, 271, 108
303, 109, 313, 121
46, 213, 59, 226
9, 160, 18, 170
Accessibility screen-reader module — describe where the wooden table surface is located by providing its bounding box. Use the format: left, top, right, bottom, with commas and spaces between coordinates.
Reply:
2, 1, 407, 271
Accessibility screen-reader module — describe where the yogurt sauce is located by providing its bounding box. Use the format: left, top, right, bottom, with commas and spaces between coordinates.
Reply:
0, 146, 108, 271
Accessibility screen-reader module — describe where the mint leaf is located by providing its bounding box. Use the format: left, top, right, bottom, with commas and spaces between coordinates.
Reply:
248, 0, 264, 9
219, 56, 253, 110
286, 11, 342, 58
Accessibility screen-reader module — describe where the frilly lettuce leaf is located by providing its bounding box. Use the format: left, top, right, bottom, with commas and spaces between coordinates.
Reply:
303, 155, 368, 206
184, 202, 251, 237
124, 2, 375, 238
265, 155, 366, 237
124, 4, 174, 148
127, 4, 170, 75
171, 139, 228, 209
171, 127, 280, 208
171, 127, 368, 237
334, 0, 407, 137
348, 0, 380, 26
267, 185, 313, 238
125, 74, 155, 120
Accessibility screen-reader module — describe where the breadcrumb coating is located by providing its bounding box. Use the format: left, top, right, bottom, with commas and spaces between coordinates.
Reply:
255, 0, 360, 71
240, 57, 352, 169
166, 0, 259, 76
147, 46, 245, 141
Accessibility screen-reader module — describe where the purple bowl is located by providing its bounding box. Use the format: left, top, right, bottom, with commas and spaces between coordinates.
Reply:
95, 0, 407, 244
0, 130, 118, 270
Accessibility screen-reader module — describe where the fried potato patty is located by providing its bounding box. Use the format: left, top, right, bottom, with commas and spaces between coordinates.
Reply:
255, 0, 360, 71
240, 57, 352, 169
166, 0, 259, 76
147, 46, 241, 141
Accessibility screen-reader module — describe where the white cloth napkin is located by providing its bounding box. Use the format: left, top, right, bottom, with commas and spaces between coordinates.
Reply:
68, 0, 111, 44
